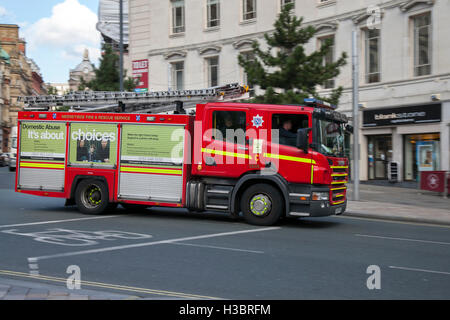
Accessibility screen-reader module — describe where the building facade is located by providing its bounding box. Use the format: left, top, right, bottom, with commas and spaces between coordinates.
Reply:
127, 0, 450, 183
68, 49, 96, 91
0, 24, 34, 153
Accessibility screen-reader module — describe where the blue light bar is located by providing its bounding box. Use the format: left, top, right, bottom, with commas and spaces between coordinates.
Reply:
303, 98, 337, 110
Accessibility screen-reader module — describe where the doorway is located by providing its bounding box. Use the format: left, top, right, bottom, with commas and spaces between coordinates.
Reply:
368, 135, 392, 180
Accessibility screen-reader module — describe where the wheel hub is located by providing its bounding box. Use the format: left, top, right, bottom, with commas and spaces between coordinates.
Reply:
83, 185, 102, 208
250, 194, 271, 217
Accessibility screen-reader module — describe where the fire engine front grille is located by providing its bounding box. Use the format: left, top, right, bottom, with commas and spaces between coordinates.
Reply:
330, 165, 348, 205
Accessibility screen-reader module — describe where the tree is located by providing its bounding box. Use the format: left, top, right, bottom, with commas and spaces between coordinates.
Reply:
47, 85, 58, 95
238, 3, 347, 105
80, 43, 137, 92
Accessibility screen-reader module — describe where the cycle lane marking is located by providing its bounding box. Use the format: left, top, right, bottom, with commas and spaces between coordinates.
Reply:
0, 215, 119, 229
28, 227, 281, 261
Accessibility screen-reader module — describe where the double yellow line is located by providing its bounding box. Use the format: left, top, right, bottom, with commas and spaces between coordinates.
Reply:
0, 269, 221, 300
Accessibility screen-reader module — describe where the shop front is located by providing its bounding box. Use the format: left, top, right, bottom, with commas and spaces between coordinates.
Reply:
362, 103, 442, 182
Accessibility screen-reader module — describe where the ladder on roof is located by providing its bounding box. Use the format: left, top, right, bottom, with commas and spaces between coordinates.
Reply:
19, 83, 250, 114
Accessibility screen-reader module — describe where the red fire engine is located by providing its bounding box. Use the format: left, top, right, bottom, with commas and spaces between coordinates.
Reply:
16, 84, 350, 225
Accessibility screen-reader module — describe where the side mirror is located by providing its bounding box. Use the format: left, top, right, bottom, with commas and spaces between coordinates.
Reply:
296, 128, 312, 154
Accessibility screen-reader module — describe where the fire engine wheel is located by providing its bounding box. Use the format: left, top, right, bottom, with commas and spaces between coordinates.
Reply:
75, 179, 109, 215
240, 184, 283, 226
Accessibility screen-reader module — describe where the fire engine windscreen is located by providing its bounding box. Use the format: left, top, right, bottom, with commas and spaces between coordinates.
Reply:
316, 120, 345, 157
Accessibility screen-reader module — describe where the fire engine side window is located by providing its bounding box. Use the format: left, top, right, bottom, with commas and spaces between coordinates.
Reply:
272, 114, 309, 147
212, 111, 246, 144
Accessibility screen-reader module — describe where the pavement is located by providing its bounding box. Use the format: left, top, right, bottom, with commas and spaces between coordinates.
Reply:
0, 276, 139, 300
346, 183, 450, 226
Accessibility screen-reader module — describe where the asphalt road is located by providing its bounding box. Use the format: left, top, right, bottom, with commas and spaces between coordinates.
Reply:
0, 167, 449, 299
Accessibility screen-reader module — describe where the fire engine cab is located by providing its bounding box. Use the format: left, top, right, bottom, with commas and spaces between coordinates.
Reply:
16, 84, 350, 226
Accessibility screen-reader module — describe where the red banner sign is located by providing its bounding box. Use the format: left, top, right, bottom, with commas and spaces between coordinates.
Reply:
132, 59, 149, 93
420, 171, 447, 193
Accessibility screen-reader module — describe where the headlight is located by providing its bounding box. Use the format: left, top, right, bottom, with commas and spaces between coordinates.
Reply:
312, 192, 329, 201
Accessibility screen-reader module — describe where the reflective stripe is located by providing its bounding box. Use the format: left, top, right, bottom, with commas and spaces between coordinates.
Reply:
120, 167, 182, 175
20, 162, 65, 169
330, 166, 348, 169
335, 194, 344, 198
331, 187, 347, 191
331, 181, 347, 185
333, 200, 345, 205
202, 148, 251, 160
311, 165, 314, 184
264, 153, 316, 165
331, 173, 348, 177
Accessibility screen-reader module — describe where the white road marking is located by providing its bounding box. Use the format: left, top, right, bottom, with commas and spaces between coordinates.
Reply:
170, 242, 264, 254
337, 215, 450, 229
29, 227, 280, 261
0, 215, 119, 229
389, 266, 450, 276
355, 234, 450, 245
2, 228, 153, 246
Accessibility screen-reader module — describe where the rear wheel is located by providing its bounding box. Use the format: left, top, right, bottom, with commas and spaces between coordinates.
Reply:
240, 184, 283, 226
75, 179, 109, 215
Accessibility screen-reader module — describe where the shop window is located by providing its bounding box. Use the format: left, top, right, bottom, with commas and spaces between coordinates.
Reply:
404, 133, 440, 181
368, 135, 392, 180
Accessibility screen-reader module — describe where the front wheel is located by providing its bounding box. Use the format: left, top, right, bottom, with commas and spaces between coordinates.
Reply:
75, 179, 109, 215
240, 184, 283, 226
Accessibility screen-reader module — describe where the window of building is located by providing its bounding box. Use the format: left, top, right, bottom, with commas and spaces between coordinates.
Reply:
319, 35, 335, 89
207, 0, 220, 28
206, 56, 219, 87
281, 0, 295, 9
404, 133, 440, 181
413, 12, 431, 76
212, 111, 247, 144
240, 51, 255, 96
171, 0, 185, 34
171, 61, 184, 90
365, 28, 381, 83
243, 0, 256, 21
272, 114, 309, 147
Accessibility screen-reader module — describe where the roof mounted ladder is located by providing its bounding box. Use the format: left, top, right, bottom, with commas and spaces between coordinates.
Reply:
19, 83, 250, 114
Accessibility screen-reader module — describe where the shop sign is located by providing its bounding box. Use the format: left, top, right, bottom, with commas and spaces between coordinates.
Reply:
363, 104, 441, 127
420, 171, 447, 193
132, 59, 149, 93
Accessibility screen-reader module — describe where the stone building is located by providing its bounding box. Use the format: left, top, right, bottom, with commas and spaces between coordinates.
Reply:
0, 44, 11, 152
0, 24, 33, 153
68, 49, 96, 91
127, 0, 450, 184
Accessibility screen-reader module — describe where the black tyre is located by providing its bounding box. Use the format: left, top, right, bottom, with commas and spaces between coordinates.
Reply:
240, 184, 283, 226
75, 179, 109, 215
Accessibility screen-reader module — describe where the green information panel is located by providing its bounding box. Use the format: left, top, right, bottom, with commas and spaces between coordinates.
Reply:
69, 123, 118, 166
20, 122, 66, 162
121, 124, 185, 166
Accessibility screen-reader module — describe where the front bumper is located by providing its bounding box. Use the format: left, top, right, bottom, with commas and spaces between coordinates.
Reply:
287, 184, 347, 218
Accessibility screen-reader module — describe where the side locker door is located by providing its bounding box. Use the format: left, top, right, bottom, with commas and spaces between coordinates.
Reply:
118, 123, 185, 203
17, 121, 67, 192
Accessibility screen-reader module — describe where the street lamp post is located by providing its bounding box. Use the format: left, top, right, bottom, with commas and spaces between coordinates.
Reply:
352, 28, 360, 201
119, 0, 124, 92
